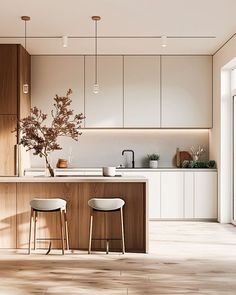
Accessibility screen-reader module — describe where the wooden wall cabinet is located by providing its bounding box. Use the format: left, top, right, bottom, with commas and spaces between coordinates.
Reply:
0, 45, 30, 176
0, 45, 18, 115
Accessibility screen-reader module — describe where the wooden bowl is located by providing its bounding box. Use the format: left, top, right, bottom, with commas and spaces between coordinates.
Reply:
56, 159, 68, 168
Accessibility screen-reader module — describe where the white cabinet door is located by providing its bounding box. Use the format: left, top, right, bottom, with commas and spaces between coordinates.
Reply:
85, 56, 123, 128
194, 172, 217, 219
184, 172, 194, 218
161, 56, 212, 128
31, 56, 85, 127
122, 171, 161, 219
161, 172, 184, 218
124, 56, 161, 127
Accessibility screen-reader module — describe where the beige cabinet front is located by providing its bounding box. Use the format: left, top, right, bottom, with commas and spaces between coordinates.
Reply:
161, 55, 212, 128
85, 56, 123, 128
194, 171, 217, 218
124, 56, 161, 127
161, 172, 184, 218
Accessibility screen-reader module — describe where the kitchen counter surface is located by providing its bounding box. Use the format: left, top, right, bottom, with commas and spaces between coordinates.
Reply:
0, 175, 148, 183
25, 167, 217, 174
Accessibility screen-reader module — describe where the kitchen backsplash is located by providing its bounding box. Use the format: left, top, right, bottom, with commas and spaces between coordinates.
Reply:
30, 129, 209, 168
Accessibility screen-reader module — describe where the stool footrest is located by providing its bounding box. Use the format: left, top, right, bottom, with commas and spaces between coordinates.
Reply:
92, 238, 123, 241
36, 238, 67, 241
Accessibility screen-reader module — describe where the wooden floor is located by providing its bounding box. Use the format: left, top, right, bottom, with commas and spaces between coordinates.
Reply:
0, 221, 236, 294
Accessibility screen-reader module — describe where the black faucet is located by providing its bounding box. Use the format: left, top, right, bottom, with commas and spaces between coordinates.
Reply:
122, 149, 135, 168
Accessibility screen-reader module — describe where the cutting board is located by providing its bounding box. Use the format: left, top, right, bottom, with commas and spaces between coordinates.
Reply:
174, 150, 193, 168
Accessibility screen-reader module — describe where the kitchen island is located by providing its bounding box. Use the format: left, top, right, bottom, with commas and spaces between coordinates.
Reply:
0, 176, 148, 253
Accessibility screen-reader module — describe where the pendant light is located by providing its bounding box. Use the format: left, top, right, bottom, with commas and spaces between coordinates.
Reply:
62, 35, 68, 48
92, 16, 101, 94
21, 16, 30, 94
161, 35, 167, 48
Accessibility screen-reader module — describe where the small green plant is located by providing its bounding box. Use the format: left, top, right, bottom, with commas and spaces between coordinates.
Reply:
147, 153, 160, 161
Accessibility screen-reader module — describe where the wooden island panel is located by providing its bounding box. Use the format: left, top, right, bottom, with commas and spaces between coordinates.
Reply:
16, 182, 146, 252
16, 183, 80, 249
0, 183, 16, 248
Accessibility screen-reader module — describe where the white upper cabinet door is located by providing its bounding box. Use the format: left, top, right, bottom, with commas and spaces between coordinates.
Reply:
31, 56, 85, 127
194, 172, 217, 219
161, 172, 184, 218
161, 56, 212, 128
124, 56, 161, 128
85, 56, 123, 128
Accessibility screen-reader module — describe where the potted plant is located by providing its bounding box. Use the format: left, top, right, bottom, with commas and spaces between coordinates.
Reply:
17, 89, 85, 177
147, 153, 160, 168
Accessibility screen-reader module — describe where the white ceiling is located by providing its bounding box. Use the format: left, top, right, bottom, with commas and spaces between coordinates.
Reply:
0, 0, 236, 55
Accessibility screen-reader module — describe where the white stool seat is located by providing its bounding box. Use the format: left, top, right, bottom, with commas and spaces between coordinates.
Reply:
88, 198, 125, 211
30, 198, 66, 211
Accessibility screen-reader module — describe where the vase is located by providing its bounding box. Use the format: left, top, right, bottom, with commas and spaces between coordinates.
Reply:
45, 163, 54, 177
149, 160, 158, 169
193, 155, 199, 161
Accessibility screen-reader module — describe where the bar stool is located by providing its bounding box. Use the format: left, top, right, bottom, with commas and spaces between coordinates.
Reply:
28, 198, 69, 255
88, 198, 125, 254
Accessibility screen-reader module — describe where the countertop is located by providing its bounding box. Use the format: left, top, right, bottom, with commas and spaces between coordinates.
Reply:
0, 175, 148, 183
25, 167, 217, 173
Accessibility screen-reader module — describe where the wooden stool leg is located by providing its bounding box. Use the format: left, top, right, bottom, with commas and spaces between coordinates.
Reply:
60, 209, 65, 255
33, 211, 38, 250
28, 208, 34, 255
64, 209, 69, 250
120, 207, 125, 254
88, 210, 93, 254
106, 240, 109, 254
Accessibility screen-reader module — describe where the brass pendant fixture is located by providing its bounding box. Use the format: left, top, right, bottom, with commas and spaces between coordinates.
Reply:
92, 16, 101, 94
21, 16, 30, 94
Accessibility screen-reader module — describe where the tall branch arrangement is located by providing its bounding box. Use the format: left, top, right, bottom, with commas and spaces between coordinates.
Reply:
18, 89, 85, 176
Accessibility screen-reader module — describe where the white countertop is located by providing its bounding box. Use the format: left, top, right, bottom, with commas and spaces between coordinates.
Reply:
0, 176, 148, 183
25, 167, 217, 173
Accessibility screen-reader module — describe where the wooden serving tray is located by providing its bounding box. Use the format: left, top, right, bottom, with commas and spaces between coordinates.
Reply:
174, 151, 193, 168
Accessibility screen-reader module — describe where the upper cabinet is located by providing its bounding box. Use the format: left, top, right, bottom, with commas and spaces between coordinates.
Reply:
161, 56, 212, 128
30, 55, 213, 129
124, 56, 160, 128
85, 56, 123, 128
31, 56, 84, 126
0, 45, 18, 115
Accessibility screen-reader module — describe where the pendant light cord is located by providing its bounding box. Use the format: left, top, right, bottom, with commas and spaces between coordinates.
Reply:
24, 20, 27, 49
95, 19, 98, 84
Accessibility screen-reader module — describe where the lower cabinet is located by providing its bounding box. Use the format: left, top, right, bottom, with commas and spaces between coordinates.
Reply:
194, 172, 217, 219
125, 171, 161, 219
123, 170, 217, 220
161, 172, 184, 218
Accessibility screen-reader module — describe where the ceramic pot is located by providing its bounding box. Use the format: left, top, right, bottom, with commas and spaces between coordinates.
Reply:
102, 167, 116, 177
149, 160, 158, 169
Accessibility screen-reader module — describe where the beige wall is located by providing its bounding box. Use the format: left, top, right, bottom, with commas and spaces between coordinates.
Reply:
211, 34, 236, 223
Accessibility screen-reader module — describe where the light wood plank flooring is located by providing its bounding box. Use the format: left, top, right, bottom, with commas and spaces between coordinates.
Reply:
0, 221, 236, 294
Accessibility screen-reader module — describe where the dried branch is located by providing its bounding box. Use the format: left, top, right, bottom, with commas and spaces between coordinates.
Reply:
17, 89, 85, 176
